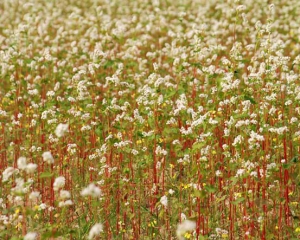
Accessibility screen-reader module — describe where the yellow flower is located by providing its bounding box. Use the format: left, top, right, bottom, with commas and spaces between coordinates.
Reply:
148, 220, 156, 227
222, 233, 228, 238
15, 222, 22, 230
184, 232, 192, 239
15, 208, 20, 215
1, 97, 8, 104
295, 227, 300, 233
234, 192, 242, 198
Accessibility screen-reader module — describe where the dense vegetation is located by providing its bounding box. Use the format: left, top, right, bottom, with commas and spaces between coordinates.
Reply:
1, 0, 300, 239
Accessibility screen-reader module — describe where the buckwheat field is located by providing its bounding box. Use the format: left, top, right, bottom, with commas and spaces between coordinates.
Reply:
1, 0, 300, 239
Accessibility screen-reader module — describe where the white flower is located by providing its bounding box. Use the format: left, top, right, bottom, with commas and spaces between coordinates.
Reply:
14, 196, 24, 205
267, 162, 276, 170
2, 167, 17, 182
24, 232, 37, 240
42, 151, 54, 164
236, 169, 245, 177
29, 191, 40, 201
11, 178, 27, 194
168, 189, 175, 195
81, 183, 102, 198
160, 195, 168, 208
285, 100, 292, 106
58, 199, 73, 207
176, 220, 196, 240
55, 123, 69, 137
60, 190, 71, 199
25, 163, 37, 174
53, 176, 65, 191
64, 199, 73, 205
88, 223, 103, 239
39, 203, 47, 210
232, 135, 244, 146
17, 157, 27, 170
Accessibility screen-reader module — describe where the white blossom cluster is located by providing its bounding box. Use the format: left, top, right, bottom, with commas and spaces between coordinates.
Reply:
0, 0, 299, 238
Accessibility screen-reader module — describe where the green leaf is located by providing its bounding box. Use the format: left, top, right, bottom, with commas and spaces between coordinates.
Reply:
194, 190, 206, 199
283, 163, 291, 169
216, 195, 227, 203
230, 177, 238, 185
192, 142, 205, 153
137, 131, 144, 138
232, 197, 245, 205
165, 90, 176, 99
42, 231, 53, 238
39, 172, 54, 179
95, 126, 102, 136
103, 59, 115, 69
158, 209, 165, 219
147, 117, 155, 128
199, 235, 207, 240
291, 156, 298, 163
244, 95, 257, 104
204, 185, 216, 193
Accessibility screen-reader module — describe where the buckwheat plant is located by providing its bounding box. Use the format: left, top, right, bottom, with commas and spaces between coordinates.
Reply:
0, 0, 300, 239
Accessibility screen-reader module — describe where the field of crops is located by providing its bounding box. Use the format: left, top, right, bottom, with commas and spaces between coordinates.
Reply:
1, 0, 300, 239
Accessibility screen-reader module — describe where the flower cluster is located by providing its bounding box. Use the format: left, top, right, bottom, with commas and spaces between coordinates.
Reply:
0, 0, 299, 239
